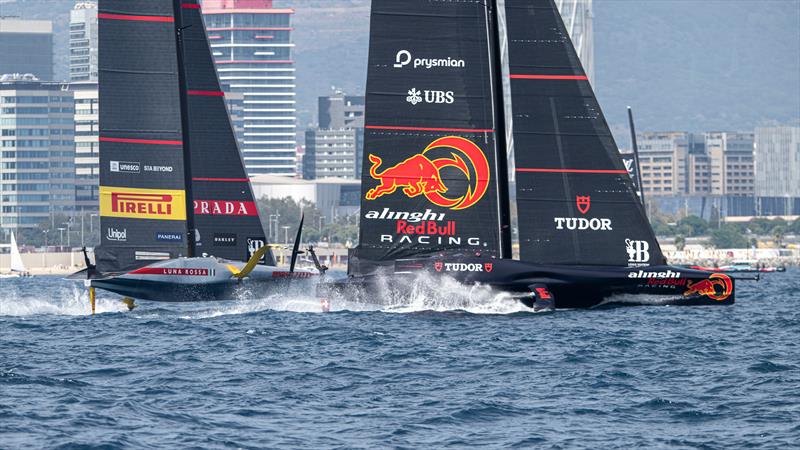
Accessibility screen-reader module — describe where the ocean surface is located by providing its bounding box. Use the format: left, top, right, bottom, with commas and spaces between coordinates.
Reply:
1, 270, 799, 448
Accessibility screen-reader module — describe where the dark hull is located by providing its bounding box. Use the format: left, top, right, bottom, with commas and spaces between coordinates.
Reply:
321, 255, 735, 309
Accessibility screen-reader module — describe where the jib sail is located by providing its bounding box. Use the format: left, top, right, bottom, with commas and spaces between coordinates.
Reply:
96, 0, 274, 272
351, 0, 507, 273
179, 1, 275, 266
96, 0, 189, 272
504, 0, 665, 267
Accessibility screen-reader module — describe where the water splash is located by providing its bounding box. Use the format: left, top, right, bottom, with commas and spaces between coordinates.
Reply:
324, 271, 533, 315
0, 281, 127, 316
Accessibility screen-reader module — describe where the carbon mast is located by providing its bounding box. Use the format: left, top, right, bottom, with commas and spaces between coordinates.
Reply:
173, 0, 197, 257
487, 0, 513, 259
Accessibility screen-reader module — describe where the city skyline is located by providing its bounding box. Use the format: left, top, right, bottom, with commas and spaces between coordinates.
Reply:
0, 0, 796, 134
0, 0, 798, 237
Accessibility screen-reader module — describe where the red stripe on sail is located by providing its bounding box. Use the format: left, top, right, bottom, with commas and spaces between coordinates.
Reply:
192, 178, 249, 182
207, 27, 294, 31
215, 60, 293, 64
516, 168, 628, 174
188, 90, 225, 97
366, 125, 494, 133
181, 3, 201, 8
510, 74, 588, 80
100, 137, 182, 146
97, 13, 174, 23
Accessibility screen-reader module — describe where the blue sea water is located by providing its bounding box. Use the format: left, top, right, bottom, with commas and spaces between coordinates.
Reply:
1, 271, 799, 448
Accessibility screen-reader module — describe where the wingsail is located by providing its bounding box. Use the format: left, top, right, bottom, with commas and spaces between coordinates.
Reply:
504, 0, 665, 267
96, 0, 189, 272
350, 0, 507, 274
179, 2, 275, 266
95, 0, 274, 273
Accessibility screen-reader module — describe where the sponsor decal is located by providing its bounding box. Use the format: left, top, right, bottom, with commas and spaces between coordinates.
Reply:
366, 209, 486, 248
381, 234, 484, 247
213, 233, 237, 246
646, 278, 688, 287
100, 186, 186, 221
683, 273, 733, 301
406, 88, 454, 106
623, 158, 635, 176
156, 232, 183, 242
365, 136, 490, 210
144, 164, 174, 173
554, 217, 612, 231
110, 161, 140, 173
484, 262, 493, 273
434, 262, 488, 272
554, 195, 611, 231
194, 200, 258, 216
247, 237, 267, 264
272, 271, 315, 278
365, 208, 445, 223
627, 269, 681, 279
129, 267, 209, 276
397, 220, 457, 236
576, 195, 591, 215
393, 50, 466, 70
626, 239, 650, 266
105, 227, 127, 242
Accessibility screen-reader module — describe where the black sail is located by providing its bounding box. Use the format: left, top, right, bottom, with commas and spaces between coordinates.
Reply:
505, 0, 665, 267
352, 0, 505, 274
96, 0, 189, 272
178, 1, 275, 266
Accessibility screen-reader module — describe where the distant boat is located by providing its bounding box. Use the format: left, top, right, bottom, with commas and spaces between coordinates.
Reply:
1, 232, 30, 278
68, 0, 324, 310
321, 0, 736, 309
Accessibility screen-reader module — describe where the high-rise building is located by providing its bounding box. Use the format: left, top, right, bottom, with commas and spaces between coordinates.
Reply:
705, 131, 754, 196
71, 81, 99, 213
318, 93, 365, 129
201, 0, 297, 176
0, 75, 75, 232
0, 19, 54, 81
303, 92, 364, 180
755, 126, 800, 197
69, 2, 99, 82
636, 132, 697, 196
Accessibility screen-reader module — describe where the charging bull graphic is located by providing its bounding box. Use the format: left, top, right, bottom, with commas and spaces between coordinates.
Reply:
365, 136, 490, 210
683, 273, 733, 301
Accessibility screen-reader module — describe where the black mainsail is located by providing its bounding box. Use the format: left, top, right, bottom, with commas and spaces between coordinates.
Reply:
179, 1, 275, 266
504, 0, 665, 267
96, 0, 274, 272
351, 0, 508, 274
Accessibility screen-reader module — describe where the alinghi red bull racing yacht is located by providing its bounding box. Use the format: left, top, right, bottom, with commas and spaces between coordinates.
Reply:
319, 0, 736, 309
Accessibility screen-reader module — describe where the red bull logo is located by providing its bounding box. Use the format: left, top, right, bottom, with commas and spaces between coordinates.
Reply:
365, 136, 490, 210
683, 273, 733, 301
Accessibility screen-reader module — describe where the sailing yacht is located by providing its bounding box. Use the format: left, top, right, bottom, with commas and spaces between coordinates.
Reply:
69, 0, 321, 307
323, 0, 735, 309
1, 233, 30, 278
